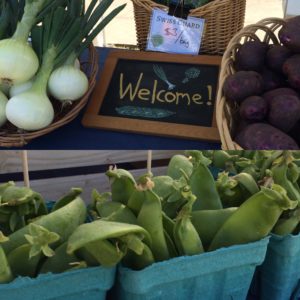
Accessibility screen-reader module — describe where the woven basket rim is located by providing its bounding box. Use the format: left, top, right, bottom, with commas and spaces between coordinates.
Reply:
216, 17, 289, 150
0, 44, 98, 148
131, 0, 232, 15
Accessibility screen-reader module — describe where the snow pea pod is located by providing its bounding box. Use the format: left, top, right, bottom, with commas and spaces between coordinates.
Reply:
173, 197, 204, 256
2, 195, 86, 254
51, 188, 82, 212
123, 243, 155, 270
82, 239, 125, 267
271, 154, 300, 201
40, 242, 80, 274
191, 207, 238, 250
272, 208, 300, 236
188, 153, 222, 210
7, 244, 41, 278
152, 176, 175, 200
209, 185, 298, 251
67, 220, 151, 255
92, 190, 137, 224
106, 167, 136, 205
137, 188, 170, 262
167, 154, 193, 180
0, 245, 13, 283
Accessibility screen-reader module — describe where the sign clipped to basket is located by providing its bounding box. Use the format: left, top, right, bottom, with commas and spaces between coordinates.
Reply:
82, 50, 221, 142
146, 8, 205, 55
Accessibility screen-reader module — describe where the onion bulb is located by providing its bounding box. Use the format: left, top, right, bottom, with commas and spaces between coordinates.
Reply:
0, 91, 8, 127
48, 66, 89, 102
6, 91, 54, 131
0, 39, 39, 86
9, 80, 33, 98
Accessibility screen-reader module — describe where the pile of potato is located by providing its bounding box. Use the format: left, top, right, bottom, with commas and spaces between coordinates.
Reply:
223, 16, 300, 149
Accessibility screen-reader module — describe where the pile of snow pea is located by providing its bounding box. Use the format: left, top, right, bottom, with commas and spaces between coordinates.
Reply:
1, 150, 300, 284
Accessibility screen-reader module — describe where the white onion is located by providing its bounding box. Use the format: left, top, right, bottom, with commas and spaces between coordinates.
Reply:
0, 91, 8, 127
9, 80, 33, 98
0, 39, 39, 85
6, 91, 54, 131
48, 66, 89, 102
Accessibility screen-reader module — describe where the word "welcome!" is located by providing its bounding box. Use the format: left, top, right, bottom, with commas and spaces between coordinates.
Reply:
119, 73, 212, 106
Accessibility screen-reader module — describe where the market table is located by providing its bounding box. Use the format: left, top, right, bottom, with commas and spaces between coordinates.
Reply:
1, 47, 221, 150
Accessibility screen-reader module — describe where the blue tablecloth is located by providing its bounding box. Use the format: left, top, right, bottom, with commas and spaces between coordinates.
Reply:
3, 48, 221, 150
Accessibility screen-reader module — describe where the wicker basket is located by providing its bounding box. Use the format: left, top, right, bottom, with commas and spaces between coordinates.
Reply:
216, 18, 287, 150
0, 44, 98, 148
131, 0, 246, 55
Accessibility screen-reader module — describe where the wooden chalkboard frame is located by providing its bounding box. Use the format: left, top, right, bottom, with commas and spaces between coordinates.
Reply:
82, 50, 221, 142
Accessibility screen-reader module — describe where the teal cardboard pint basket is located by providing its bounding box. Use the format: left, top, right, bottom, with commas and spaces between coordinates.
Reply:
0, 266, 116, 300
253, 233, 300, 300
116, 238, 270, 300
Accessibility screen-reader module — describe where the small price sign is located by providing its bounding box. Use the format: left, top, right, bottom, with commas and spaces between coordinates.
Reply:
146, 9, 205, 55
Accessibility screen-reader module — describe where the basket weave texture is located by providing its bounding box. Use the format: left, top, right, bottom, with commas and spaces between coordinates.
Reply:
131, 0, 246, 55
0, 44, 98, 148
216, 18, 287, 150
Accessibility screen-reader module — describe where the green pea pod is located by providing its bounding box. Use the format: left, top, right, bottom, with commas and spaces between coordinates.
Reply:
40, 242, 80, 274
1, 186, 35, 206
96, 201, 137, 225
0, 245, 13, 283
189, 159, 222, 210
212, 150, 236, 170
167, 155, 193, 180
162, 212, 175, 238
233, 173, 259, 195
191, 208, 238, 250
272, 159, 300, 201
123, 243, 155, 271
119, 233, 145, 255
126, 189, 146, 217
2, 195, 87, 254
67, 220, 151, 255
81, 239, 125, 267
152, 176, 175, 200
7, 244, 41, 278
272, 208, 300, 236
216, 172, 243, 207
259, 150, 283, 178
106, 167, 136, 205
137, 189, 170, 262
51, 188, 83, 212
173, 197, 204, 256
209, 184, 298, 251
286, 162, 300, 184
162, 198, 186, 219
0, 181, 15, 197
164, 229, 178, 258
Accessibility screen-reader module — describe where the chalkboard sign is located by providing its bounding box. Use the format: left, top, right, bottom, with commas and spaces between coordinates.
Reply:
82, 50, 221, 142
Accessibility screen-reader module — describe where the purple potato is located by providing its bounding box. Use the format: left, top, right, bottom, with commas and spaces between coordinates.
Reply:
282, 55, 300, 76
268, 94, 300, 132
235, 123, 299, 150
223, 71, 264, 103
266, 45, 293, 73
263, 87, 299, 103
239, 96, 268, 121
283, 55, 300, 90
260, 67, 286, 91
235, 41, 269, 72
279, 16, 300, 53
